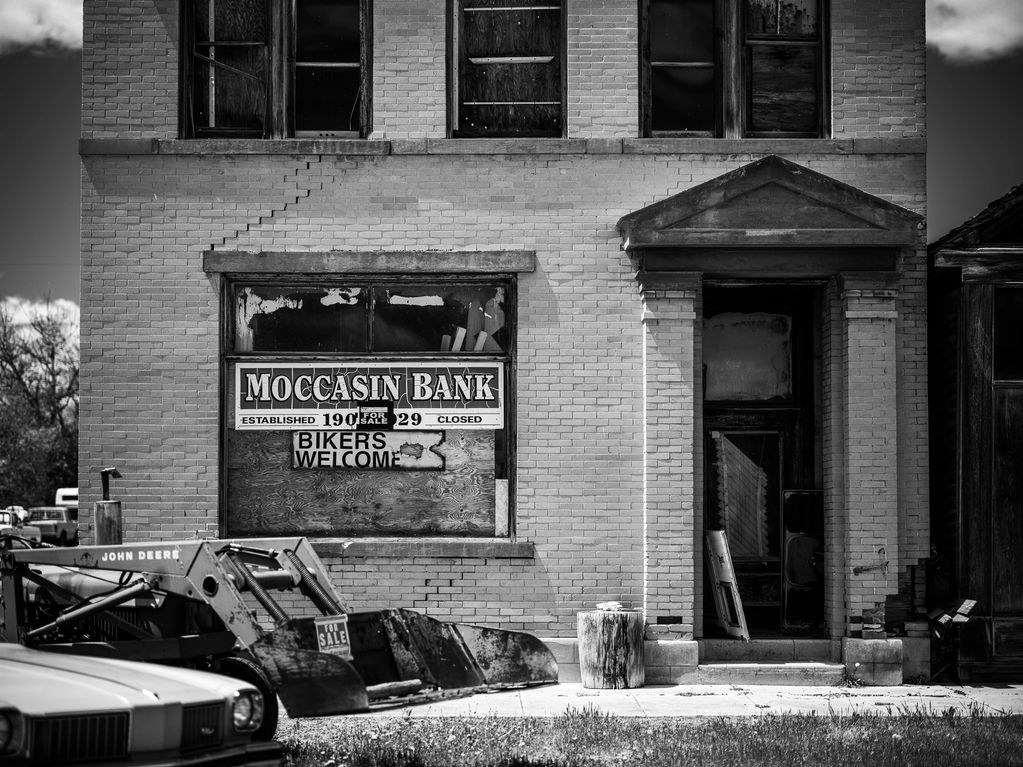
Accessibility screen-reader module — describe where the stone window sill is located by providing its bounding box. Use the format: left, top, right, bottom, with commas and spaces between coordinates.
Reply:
79, 137, 925, 157
311, 537, 535, 559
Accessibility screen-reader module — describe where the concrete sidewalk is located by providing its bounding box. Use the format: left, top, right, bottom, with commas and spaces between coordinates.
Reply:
363, 683, 1023, 718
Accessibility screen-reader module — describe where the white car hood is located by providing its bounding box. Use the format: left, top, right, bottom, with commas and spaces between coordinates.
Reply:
0, 644, 243, 715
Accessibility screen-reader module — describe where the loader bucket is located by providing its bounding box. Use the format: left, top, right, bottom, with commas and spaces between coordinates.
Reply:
452, 622, 559, 685
252, 618, 370, 716
345, 609, 558, 699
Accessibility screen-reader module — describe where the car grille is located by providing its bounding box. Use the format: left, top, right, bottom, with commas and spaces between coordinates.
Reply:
181, 702, 224, 752
30, 712, 129, 764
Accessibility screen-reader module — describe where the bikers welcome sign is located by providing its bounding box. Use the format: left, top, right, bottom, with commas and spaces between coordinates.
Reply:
234, 361, 503, 430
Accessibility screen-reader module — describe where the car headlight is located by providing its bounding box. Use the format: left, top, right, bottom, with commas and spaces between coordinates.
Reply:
232, 692, 264, 732
0, 710, 24, 754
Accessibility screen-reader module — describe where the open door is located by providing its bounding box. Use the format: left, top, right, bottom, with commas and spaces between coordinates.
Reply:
703, 286, 823, 636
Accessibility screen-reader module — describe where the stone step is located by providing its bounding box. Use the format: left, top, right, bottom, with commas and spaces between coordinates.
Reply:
700, 638, 838, 663
542, 638, 853, 686
696, 661, 845, 686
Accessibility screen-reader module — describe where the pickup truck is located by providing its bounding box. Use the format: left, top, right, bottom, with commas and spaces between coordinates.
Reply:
27, 506, 79, 546
0, 509, 42, 544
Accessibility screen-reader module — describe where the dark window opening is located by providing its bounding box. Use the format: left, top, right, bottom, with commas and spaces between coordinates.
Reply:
294, 0, 364, 134
994, 287, 1023, 381
452, 0, 564, 137
648, 0, 717, 134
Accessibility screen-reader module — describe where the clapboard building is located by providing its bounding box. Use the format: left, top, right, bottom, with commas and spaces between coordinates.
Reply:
930, 185, 1023, 681
79, 0, 927, 683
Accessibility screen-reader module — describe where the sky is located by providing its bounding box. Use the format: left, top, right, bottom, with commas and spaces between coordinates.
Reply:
0, 0, 1022, 305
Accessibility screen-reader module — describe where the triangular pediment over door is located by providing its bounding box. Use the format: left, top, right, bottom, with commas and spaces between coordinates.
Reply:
616, 155, 922, 282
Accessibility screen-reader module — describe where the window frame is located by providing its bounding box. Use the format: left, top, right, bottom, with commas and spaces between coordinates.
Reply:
181, 0, 373, 139
448, 0, 567, 138
640, 0, 829, 138
219, 273, 518, 539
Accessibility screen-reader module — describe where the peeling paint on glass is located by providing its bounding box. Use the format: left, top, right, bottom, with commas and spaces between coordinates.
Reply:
321, 287, 362, 306
233, 285, 368, 353
385, 292, 445, 307
235, 287, 304, 351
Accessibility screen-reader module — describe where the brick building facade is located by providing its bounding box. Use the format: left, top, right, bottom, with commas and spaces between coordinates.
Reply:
79, 0, 928, 682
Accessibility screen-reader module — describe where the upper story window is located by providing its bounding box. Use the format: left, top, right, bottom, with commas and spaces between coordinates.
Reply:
641, 0, 825, 137
182, 0, 371, 138
451, 0, 564, 137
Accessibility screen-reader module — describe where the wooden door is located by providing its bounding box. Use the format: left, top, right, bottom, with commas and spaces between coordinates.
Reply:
961, 285, 1023, 669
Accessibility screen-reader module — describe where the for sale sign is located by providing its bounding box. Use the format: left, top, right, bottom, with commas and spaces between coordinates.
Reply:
314, 615, 353, 660
234, 361, 504, 431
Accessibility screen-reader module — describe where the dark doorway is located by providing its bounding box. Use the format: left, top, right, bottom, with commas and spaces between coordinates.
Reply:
703, 285, 823, 635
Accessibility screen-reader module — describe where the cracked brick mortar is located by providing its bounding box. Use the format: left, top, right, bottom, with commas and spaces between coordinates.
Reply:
213, 156, 332, 252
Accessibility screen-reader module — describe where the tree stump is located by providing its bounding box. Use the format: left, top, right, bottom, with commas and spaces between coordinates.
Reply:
577, 610, 645, 689
95, 500, 122, 545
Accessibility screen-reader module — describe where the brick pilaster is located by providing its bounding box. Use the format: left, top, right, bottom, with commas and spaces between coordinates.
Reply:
838, 272, 901, 632
641, 275, 702, 629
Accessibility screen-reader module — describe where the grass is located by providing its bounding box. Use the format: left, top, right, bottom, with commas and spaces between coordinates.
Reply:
280, 707, 1023, 767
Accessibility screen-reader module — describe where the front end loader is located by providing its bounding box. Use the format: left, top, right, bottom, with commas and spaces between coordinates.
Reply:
0, 537, 557, 738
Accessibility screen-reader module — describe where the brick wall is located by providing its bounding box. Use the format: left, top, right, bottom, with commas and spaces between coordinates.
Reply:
567, 0, 637, 137
373, 0, 447, 138
80, 149, 927, 636
82, 0, 178, 139
896, 253, 931, 567
831, 0, 926, 139
822, 279, 845, 635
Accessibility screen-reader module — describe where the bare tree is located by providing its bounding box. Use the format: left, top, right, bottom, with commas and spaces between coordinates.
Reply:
0, 299, 79, 507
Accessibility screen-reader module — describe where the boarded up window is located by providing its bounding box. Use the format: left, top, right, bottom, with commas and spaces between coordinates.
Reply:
744, 0, 821, 135
641, 0, 824, 137
454, 0, 563, 137
184, 0, 370, 138
225, 405, 504, 537
225, 279, 512, 538
188, 0, 270, 136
